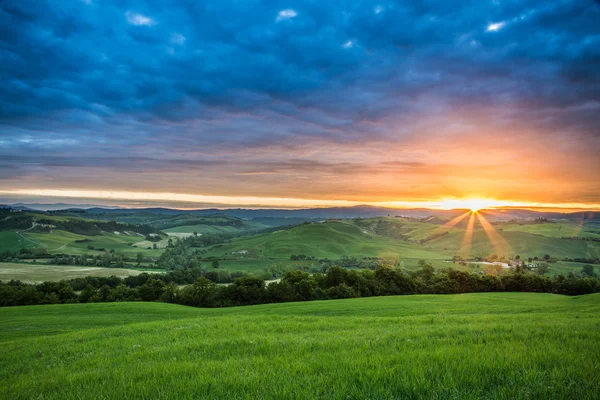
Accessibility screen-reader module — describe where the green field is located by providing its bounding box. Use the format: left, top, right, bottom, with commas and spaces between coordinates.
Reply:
200, 217, 598, 272
0, 231, 37, 252
500, 220, 600, 239
0, 262, 153, 283
0, 229, 165, 257
204, 220, 449, 261
163, 221, 267, 235
1, 293, 599, 399
3, 214, 599, 277
428, 229, 592, 259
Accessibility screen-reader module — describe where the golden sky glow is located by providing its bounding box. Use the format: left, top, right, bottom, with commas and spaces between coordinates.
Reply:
2, 189, 600, 211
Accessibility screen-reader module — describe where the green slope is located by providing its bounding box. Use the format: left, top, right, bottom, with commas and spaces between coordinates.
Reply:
0, 231, 37, 252
0, 230, 165, 257
201, 217, 598, 265
148, 214, 267, 231
1, 293, 599, 399
428, 228, 592, 258
353, 217, 461, 241
203, 220, 449, 261
164, 223, 263, 235
22, 230, 165, 257
500, 221, 600, 239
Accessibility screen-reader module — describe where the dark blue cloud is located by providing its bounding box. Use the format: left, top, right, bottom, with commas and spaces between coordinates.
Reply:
0, 0, 599, 202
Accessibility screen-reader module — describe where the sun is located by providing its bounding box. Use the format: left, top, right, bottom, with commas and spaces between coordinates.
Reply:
438, 198, 502, 212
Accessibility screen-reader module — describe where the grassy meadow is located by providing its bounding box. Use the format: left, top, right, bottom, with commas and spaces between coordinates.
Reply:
203, 220, 449, 261
1, 293, 599, 399
0, 229, 166, 257
201, 217, 599, 270
0, 262, 153, 283
2, 212, 599, 279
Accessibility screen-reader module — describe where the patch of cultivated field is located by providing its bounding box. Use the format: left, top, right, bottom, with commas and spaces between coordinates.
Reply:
165, 232, 195, 239
0, 262, 149, 283
19, 230, 166, 257
132, 237, 171, 250
164, 224, 244, 235
1, 293, 599, 399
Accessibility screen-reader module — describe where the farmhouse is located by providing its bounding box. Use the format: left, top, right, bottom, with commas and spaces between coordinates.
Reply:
509, 259, 524, 267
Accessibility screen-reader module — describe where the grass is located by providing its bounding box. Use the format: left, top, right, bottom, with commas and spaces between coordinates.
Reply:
2, 229, 166, 257
0, 231, 37, 252
428, 228, 592, 259
0, 293, 599, 399
0, 262, 152, 283
500, 220, 600, 239
3, 217, 598, 277
204, 220, 449, 261
164, 223, 263, 235
353, 216, 461, 241
200, 218, 597, 274
149, 214, 268, 231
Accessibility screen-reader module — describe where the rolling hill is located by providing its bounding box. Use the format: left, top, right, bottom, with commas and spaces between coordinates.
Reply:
2, 207, 599, 278
202, 219, 450, 262
201, 216, 600, 270
0, 208, 269, 259
1, 293, 598, 399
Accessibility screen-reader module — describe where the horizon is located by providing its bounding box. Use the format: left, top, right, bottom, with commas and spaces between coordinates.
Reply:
3, 196, 600, 214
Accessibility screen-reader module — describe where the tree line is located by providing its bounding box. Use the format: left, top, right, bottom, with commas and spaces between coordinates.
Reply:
1, 263, 599, 308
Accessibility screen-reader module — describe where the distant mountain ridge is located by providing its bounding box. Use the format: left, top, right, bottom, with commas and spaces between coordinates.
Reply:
4, 203, 598, 221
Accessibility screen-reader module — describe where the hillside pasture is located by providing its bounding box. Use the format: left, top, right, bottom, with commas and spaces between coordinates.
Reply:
427, 228, 591, 259
0, 293, 598, 399
203, 220, 449, 261
164, 223, 264, 235
0, 231, 37, 252
19, 230, 165, 257
500, 220, 600, 239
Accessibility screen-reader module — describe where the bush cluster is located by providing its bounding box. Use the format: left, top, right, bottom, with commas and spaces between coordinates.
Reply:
2, 264, 599, 308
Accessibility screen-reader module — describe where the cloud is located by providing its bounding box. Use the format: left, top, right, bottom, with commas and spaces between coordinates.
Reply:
276, 9, 297, 22
0, 0, 599, 205
125, 11, 155, 26
170, 32, 185, 44
487, 21, 506, 31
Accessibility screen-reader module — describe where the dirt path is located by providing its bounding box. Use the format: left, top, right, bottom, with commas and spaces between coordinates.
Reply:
16, 223, 65, 250
16, 223, 43, 246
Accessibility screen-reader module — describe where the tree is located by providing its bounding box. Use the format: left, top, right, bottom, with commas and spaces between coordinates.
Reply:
79, 285, 97, 303
543, 254, 551, 261
136, 252, 143, 266
138, 279, 165, 301
416, 261, 435, 283
212, 259, 220, 269
581, 264, 596, 277
180, 277, 219, 307
537, 263, 550, 276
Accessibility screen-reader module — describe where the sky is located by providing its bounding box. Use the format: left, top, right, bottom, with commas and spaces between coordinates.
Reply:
1, 0, 599, 209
